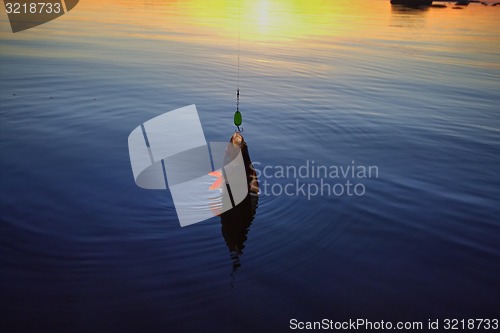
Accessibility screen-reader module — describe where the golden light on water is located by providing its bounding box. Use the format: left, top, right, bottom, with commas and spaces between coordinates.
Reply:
3, 0, 497, 49
1, 0, 498, 71
80, 0, 363, 44
154, 0, 349, 43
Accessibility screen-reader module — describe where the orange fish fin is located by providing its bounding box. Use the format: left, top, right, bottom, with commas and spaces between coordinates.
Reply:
208, 170, 222, 178
209, 176, 223, 190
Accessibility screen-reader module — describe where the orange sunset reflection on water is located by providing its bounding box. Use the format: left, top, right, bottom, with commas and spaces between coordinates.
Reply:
2, 0, 499, 47
69, 0, 500, 41
43, 0, 370, 43
1, 0, 498, 72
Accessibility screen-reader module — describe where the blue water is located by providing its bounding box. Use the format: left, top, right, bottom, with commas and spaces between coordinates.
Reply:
1, 1, 500, 332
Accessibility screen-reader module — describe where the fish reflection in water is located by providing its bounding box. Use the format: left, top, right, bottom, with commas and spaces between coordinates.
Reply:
217, 132, 259, 274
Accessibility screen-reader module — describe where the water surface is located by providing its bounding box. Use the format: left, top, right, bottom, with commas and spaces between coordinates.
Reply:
1, 1, 500, 332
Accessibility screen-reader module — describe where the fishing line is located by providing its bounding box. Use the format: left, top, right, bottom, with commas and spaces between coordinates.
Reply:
234, 0, 243, 132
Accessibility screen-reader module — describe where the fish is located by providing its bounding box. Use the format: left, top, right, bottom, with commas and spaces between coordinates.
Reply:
211, 132, 259, 271
208, 132, 259, 196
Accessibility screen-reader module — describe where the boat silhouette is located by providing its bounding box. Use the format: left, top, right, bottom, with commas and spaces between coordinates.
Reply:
390, 0, 433, 6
